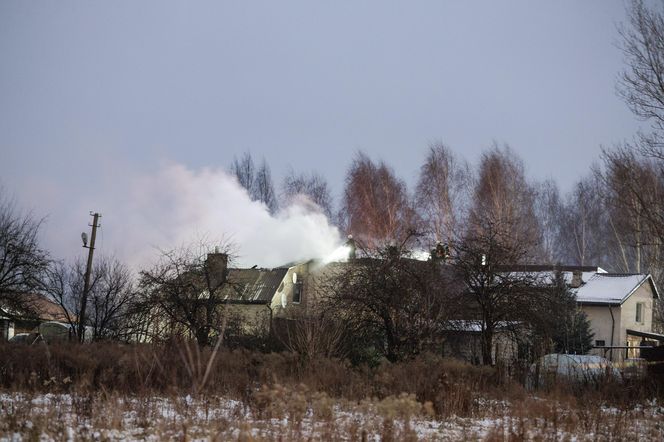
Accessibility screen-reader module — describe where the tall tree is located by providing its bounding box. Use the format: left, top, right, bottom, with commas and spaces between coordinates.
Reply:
281, 168, 334, 220
533, 179, 565, 264
340, 152, 418, 249
415, 143, 472, 247
600, 148, 664, 274
618, 0, 664, 330
556, 173, 609, 267
618, 0, 664, 159
467, 145, 542, 258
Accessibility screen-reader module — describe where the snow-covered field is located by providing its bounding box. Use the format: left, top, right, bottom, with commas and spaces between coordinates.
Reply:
2, 392, 664, 441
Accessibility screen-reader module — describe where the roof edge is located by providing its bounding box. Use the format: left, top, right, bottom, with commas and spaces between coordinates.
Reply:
619, 273, 659, 304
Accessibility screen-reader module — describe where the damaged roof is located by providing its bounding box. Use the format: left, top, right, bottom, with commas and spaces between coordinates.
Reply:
221, 268, 288, 303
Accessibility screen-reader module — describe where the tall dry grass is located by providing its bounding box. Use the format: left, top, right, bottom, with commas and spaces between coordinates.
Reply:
2, 341, 664, 440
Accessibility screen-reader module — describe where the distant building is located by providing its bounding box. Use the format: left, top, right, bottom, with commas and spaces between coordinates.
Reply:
0, 293, 72, 341
504, 265, 662, 362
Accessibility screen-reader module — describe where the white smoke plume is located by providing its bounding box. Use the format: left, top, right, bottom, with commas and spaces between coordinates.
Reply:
37, 162, 346, 271
119, 163, 345, 269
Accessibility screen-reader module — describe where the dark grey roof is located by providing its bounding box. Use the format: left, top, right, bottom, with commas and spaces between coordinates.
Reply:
222, 268, 288, 302
496, 264, 603, 273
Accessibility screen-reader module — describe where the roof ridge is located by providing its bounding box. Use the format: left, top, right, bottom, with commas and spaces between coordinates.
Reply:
595, 272, 645, 277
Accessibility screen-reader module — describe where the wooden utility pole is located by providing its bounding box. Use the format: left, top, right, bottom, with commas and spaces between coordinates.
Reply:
79, 212, 101, 342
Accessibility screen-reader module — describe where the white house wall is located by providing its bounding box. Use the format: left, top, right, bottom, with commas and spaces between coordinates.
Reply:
270, 262, 311, 317
582, 305, 622, 361
580, 280, 656, 362
269, 261, 345, 318
620, 282, 655, 358
620, 282, 654, 338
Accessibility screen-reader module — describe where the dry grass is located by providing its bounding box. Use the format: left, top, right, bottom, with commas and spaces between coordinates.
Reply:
1, 341, 664, 440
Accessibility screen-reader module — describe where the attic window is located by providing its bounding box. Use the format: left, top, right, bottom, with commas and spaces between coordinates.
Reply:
636, 302, 645, 324
293, 282, 302, 304
595, 340, 605, 347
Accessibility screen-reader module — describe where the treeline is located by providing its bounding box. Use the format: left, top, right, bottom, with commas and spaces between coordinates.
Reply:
231, 142, 664, 283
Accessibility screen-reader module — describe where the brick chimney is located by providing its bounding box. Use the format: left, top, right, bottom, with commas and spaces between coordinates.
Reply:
206, 252, 228, 289
570, 270, 583, 288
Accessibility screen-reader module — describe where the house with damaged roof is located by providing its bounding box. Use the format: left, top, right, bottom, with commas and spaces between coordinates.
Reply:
131, 252, 324, 344
138, 248, 663, 363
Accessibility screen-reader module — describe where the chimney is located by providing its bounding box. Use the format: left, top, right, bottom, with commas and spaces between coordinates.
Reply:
346, 235, 357, 260
570, 270, 583, 288
206, 252, 228, 289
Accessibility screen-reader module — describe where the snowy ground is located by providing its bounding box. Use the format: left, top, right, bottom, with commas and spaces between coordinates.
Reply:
2, 392, 664, 441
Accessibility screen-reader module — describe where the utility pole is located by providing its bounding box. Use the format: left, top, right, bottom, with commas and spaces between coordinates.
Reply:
79, 212, 101, 342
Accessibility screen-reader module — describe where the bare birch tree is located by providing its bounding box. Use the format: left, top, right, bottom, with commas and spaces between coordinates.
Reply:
556, 173, 608, 267
533, 179, 565, 263
339, 152, 418, 249
415, 142, 472, 247
467, 145, 542, 258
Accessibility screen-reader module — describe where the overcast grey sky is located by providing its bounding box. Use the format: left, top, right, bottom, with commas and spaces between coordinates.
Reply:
0, 1, 646, 266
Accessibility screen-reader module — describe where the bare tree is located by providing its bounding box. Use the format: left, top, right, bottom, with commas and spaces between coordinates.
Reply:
230, 152, 256, 194
281, 168, 334, 220
230, 152, 278, 213
138, 244, 233, 347
339, 152, 418, 249
533, 179, 565, 263
451, 219, 542, 365
43, 256, 136, 341
415, 142, 472, 247
556, 173, 609, 267
618, 1, 664, 330
323, 237, 459, 362
467, 145, 542, 257
88, 258, 136, 340
618, 0, 664, 159
42, 260, 87, 336
599, 148, 664, 272
0, 190, 50, 315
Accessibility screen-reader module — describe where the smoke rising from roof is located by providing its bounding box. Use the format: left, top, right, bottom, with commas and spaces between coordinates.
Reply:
116, 163, 344, 269
28, 162, 344, 271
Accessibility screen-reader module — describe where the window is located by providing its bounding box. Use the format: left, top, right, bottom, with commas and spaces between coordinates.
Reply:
595, 340, 606, 347
636, 302, 645, 323
293, 282, 302, 304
